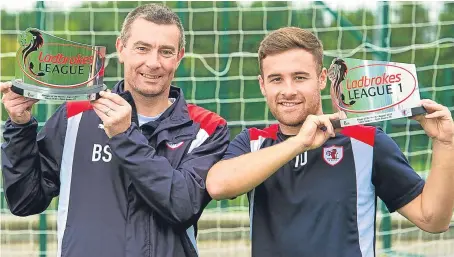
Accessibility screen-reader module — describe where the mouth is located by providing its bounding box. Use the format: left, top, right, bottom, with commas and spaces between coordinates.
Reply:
278, 102, 302, 107
140, 73, 162, 79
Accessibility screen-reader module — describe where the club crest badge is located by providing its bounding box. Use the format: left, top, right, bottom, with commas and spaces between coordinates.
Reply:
323, 145, 344, 166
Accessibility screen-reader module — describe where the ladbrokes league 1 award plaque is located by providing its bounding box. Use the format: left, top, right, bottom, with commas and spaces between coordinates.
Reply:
328, 57, 426, 128
11, 28, 106, 101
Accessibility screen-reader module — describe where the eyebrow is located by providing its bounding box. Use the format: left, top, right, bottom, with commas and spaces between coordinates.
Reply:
267, 71, 311, 79
132, 41, 176, 51
132, 41, 152, 48
293, 71, 311, 76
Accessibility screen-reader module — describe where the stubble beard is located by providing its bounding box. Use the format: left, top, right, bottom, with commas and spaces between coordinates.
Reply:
273, 94, 321, 128
129, 78, 169, 98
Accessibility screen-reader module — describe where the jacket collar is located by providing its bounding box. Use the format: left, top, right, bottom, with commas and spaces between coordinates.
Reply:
111, 80, 193, 134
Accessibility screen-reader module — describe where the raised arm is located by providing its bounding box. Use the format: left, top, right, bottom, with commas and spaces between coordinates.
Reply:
397, 100, 454, 233
207, 114, 338, 200
1, 82, 62, 216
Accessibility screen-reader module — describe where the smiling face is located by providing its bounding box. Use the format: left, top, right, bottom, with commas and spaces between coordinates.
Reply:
116, 18, 184, 98
259, 48, 327, 128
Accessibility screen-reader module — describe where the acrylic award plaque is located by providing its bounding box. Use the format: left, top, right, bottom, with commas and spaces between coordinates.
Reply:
11, 28, 106, 101
327, 57, 426, 128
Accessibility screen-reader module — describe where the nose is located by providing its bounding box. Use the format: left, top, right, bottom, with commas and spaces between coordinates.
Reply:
145, 50, 162, 70
280, 80, 297, 98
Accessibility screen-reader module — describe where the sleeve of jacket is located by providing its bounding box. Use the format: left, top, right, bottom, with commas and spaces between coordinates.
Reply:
1, 105, 67, 216
108, 122, 230, 226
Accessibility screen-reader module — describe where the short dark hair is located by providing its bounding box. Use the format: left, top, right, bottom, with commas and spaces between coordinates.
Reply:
258, 27, 324, 75
120, 3, 185, 51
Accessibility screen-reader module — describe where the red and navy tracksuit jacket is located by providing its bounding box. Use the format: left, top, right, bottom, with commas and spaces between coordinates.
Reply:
2, 81, 229, 257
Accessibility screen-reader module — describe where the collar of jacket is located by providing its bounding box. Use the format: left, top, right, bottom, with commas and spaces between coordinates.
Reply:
111, 80, 196, 141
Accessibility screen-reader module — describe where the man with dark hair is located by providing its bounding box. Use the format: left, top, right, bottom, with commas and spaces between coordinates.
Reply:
207, 27, 454, 257
1, 3, 229, 257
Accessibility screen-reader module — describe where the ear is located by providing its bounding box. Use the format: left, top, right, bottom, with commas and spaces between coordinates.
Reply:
175, 47, 185, 68
116, 37, 125, 64
258, 74, 266, 97
318, 67, 327, 90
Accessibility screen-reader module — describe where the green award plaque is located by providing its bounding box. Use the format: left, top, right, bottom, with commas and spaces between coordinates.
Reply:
328, 57, 426, 128
12, 28, 106, 101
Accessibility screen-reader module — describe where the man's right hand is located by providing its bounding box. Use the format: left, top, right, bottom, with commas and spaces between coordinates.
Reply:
292, 113, 340, 152
1, 81, 39, 124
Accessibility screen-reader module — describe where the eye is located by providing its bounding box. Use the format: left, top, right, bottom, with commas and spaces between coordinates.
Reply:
160, 49, 175, 58
270, 77, 282, 83
134, 46, 148, 53
295, 76, 307, 81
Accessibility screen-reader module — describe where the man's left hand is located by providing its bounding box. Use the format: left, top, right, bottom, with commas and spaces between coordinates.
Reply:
92, 90, 132, 138
412, 99, 454, 145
